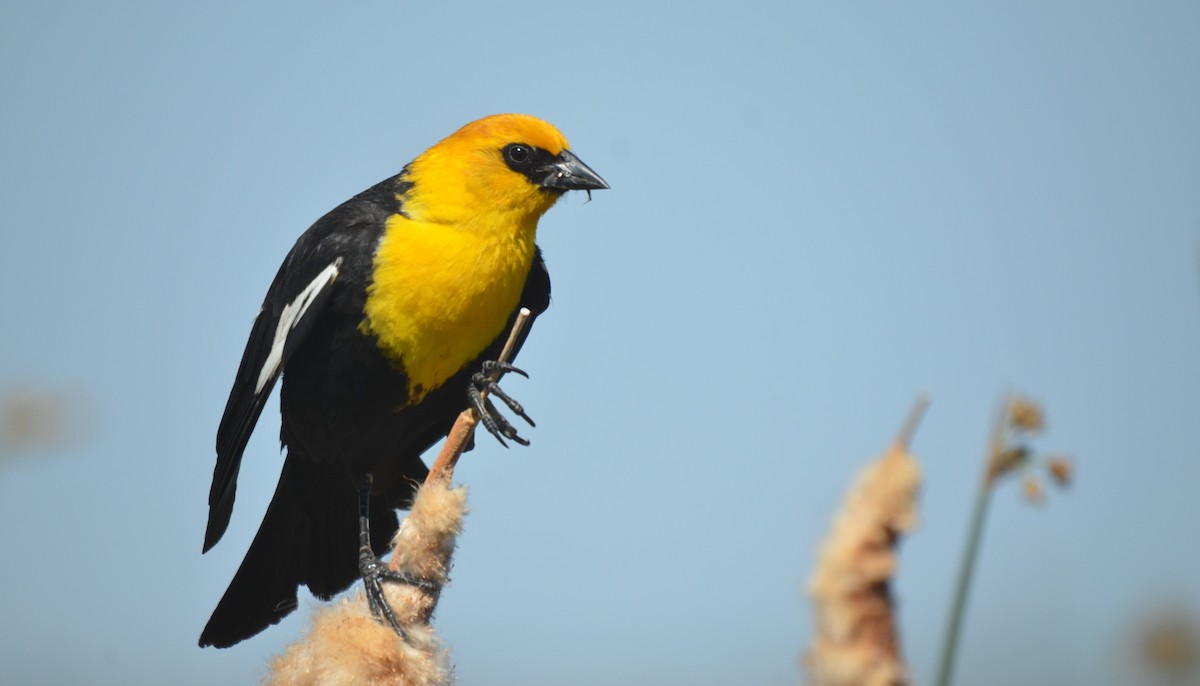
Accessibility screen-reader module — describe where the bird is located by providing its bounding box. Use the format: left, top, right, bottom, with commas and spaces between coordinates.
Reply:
199, 114, 608, 648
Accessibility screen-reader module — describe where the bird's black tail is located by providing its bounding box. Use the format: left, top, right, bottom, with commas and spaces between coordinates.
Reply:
199, 458, 399, 648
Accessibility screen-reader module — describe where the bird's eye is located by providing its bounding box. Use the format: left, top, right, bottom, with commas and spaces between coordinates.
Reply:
504, 144, 531, 166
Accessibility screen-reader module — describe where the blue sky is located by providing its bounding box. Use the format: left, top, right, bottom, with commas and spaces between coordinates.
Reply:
2, 2, 1198, 684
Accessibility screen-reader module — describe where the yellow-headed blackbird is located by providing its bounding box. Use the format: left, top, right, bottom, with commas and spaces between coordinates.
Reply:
200, 114, 607, 648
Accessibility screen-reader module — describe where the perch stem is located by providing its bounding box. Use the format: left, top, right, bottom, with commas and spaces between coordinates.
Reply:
933, 401, 1007, 686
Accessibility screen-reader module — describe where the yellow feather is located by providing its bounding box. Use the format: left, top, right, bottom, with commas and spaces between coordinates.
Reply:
360, 114, 567, 402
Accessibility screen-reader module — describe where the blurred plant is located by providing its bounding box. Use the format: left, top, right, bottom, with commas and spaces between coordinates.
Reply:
0, 385, 88, 462
933, 394, 1075, 686
1136, 606, 1200, 684
805, 397, 927, 686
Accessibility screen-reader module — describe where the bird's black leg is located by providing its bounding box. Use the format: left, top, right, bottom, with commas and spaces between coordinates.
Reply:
357, 478, 439, 639
469, 360, 536, 447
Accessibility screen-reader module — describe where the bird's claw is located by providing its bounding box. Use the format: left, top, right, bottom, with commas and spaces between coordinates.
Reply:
358, 549, 439, 640
469, 360, 535, 447
481, 360, 528, 380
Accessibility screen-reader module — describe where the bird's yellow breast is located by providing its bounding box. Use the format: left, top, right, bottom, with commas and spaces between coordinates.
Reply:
361, 212, 537, 404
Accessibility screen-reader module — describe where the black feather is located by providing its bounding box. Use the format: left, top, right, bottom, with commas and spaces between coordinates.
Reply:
200, 173, 551, 647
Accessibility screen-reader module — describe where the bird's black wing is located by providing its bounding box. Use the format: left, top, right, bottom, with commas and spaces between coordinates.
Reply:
204, 181, 398, 552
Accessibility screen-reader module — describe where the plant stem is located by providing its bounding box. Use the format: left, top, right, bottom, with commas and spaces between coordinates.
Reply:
934, 479, 993, 686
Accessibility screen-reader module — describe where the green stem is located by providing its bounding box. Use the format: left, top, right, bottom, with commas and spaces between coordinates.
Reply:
934, 479, 994, 686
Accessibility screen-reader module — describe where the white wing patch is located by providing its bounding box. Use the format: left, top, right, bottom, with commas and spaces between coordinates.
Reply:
254, 258, 343, 394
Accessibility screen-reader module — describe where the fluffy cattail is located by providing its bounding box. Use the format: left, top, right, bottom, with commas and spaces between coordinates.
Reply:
805, 400, 925, 686
265, 480, 466, 686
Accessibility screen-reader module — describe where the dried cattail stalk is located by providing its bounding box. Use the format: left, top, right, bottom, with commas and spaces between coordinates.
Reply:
805, 399, 926, 686
264, 480, 466, 686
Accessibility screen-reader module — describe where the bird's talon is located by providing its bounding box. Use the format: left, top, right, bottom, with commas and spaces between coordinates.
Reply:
479, 360, 529, 379
359, 549, 441, 639
469, 360, 534, 446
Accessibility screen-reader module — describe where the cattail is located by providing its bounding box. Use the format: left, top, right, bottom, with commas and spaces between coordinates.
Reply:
265, 480, 465, 686
806, 400, 925, 686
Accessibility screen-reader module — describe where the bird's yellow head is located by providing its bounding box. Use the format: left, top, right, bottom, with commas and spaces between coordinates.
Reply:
399, 114, 608, 231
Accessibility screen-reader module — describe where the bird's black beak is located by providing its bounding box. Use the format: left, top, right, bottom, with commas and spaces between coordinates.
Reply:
538, 150, 610, 191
